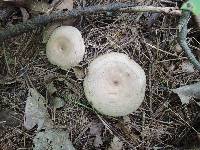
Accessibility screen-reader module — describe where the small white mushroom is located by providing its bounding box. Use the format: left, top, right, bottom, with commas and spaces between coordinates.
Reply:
84, 52, 146, 117
46, 26, 85, 70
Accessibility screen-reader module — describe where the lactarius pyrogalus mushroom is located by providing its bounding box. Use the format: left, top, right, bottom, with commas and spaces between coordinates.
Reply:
84, 52, 146, 116
46, 26, 85, 70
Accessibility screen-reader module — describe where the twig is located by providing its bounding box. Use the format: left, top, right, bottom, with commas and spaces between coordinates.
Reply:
119, 6, 181, 15
178, 10, 200, 71
0, 3, 181, 42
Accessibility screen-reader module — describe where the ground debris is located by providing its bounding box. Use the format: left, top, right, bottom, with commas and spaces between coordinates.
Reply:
172, 82, 200, 104
24, 88, 53, 131
33, 128, 75, 150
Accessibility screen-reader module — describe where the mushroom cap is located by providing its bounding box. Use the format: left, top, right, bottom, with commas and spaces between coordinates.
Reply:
46, 26, 85, 70
84, 52, 146, 116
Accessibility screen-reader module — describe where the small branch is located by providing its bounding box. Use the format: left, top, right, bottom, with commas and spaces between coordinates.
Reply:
178, 10, 200, 71
120, 6, 181, 15
0, 3, 181, 42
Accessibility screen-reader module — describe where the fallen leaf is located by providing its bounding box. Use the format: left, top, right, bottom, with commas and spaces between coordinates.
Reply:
20, 7, 29, 22
108, 136, 123, 150
89, 122, 103, 136
123, 116, 131, 124
172, 82, 200, 104
42, 23, 61, 43
46, 80, 65, 109
50, 97, 65, 109
33, 128, 75, 150
24, 88, 53, 131
47, 81, 57, 95
73, 66, 85, 80
93, 134, 103, 148
53, 0, 73, 11
175, 43, 182, 53
181, 61, 194, 73
89, 122, 103, 148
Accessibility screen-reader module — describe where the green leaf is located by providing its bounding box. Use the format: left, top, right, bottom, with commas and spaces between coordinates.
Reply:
181, 0, 200, 16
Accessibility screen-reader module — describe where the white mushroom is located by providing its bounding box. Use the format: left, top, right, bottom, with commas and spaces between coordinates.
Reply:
46, 26, 85, 70
84, 52, 146, 116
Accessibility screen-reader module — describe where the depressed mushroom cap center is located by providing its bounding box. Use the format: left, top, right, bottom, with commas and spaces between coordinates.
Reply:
84, 52, 146, 116
46, 26, 85, 70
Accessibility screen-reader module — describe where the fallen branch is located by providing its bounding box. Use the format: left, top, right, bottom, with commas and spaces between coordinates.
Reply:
0, 3, 181, 42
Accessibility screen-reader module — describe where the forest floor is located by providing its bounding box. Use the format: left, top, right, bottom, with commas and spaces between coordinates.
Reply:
0, 0, 200, 149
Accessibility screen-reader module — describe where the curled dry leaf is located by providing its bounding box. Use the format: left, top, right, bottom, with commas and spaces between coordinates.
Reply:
24, 88, 53, 131
33, 128, 75, 150
172, 82, 200, 104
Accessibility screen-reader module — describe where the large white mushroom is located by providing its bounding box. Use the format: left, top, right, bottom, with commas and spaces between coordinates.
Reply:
84, 52, 146, 117
46, 26, 85, 70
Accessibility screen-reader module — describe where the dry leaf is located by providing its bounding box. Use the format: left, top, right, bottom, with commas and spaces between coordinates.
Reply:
108, 136, 123, 150
73, 66, 85, 80
89, 122, 103, 148
54, 0, 73, 11
172, 82, 200, 104
42, 18, 75, 44
46, 81, 65, 109
24, 88, 53, 131
50, 97, 65, 109
175, 43, 182, 53
20, 7, 29, 22
42, 23, 61, 43
93, 134, 103, 148
33, 128, 75, 150
89, 122, 103, 136
123, 116, 131, 124
47, 82, 57, 94
181, 61, 194, 73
